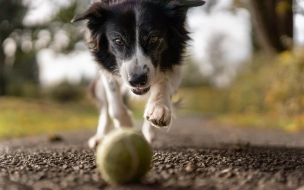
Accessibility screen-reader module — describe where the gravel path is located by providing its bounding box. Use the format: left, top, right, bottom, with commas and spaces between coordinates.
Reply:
1, 115, 304, 190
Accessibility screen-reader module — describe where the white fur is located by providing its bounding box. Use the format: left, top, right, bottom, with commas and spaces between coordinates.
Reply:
88, 14, 182, 148
88, 71, 133, 148
88, 65, 181, 148
120, 42, 156, 90
144, 66, 181, 127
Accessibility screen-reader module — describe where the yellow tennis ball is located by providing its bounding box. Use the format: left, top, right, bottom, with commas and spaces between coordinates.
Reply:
96, 128, 153, 184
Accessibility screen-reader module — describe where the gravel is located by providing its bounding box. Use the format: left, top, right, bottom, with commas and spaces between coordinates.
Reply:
1, 116, 304, 190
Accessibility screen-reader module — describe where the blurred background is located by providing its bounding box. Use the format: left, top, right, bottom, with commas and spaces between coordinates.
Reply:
0, 0, 304, 138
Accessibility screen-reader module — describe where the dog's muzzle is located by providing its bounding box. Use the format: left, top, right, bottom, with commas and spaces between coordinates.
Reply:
128, 73, 150, 95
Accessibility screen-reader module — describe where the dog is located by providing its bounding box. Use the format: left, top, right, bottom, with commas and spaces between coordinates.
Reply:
72, 0, 205, 148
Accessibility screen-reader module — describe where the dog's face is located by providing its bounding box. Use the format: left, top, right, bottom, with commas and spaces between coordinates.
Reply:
72, 0, 198, 95
104, 1, 171, 95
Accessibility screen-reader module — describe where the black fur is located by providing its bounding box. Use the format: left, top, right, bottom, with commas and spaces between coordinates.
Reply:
72, 0, 191, 74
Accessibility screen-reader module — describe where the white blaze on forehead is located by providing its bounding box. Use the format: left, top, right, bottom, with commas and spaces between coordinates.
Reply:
136, 46, 151, 68
119, 24, 156, 87
120, 56, 136, 84
134, 22, 153, 73
120, 48, 153, 79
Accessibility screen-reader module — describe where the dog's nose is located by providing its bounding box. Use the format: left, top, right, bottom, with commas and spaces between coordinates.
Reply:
129, 74, 147, 87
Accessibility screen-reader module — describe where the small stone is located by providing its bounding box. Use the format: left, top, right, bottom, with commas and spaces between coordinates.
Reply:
185, 163, 196, 172
48, 134, 63, 142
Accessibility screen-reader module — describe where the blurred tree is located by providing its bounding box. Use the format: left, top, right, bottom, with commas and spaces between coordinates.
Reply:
50, 0, 88, 53
0, 0, 28, 96
294, 0, 304, 15
250, 0, 293, 53
0, 0, 88, 96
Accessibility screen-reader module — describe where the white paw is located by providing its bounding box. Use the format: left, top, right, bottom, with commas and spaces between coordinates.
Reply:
144, 101, 171, 128
88, 134, 104, 149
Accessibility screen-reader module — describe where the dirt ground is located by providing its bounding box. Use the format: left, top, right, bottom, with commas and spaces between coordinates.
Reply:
1, 115, 304, 190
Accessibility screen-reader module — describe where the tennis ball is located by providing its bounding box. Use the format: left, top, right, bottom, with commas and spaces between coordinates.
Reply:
96, 128, 153, 184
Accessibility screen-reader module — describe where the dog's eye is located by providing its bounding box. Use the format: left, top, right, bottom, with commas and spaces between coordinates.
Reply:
149, 36, 159, 44
115, 39, 125, 46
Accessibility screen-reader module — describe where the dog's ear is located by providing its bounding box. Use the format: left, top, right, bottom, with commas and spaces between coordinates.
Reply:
176, 0, 205, 8
71, 2, 108, 53
174, 0, 205, 11
71, 3, 105, 23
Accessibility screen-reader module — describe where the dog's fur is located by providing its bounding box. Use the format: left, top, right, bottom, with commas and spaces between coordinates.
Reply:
72, 0, 205, 148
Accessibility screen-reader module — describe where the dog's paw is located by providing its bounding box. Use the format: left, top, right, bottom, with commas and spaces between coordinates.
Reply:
144, 102, 171, 128
88, 134, 104, 149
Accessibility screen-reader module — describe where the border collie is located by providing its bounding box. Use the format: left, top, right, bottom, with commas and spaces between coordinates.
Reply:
72, 0, 205, 148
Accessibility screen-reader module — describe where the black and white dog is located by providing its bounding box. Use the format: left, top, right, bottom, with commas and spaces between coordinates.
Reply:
72, 0, 205, 148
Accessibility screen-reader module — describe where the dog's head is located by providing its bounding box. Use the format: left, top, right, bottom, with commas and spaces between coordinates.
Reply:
72, 0, 205, 95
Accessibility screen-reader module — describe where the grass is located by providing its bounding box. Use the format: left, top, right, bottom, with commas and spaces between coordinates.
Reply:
129, 86, 304, 133
215, 113, 301, 133
0, 97, 99, 139
177, 86, 304, 134
1, 85, 304, 139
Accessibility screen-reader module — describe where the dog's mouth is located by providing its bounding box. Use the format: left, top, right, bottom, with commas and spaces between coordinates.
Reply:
131, 86, 151, 95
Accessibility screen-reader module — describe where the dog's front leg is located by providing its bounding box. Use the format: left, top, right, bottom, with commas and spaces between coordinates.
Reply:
88, 73, 133, 148
88, 76, 111, 148
101, 74, 133, 129
144, 66, 181, 128
144, 82, 172, 127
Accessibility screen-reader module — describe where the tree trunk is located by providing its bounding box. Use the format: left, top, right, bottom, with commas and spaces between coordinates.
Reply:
250, 0, 293, 53
0, 49, 6, 96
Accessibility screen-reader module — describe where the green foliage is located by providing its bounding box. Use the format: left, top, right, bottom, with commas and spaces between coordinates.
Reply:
224, 56, 274, 113
0, 0, 27, 36
276, 0, 293, 16
51, 0, 88, 53
181, 60, 209, 87
7, 81, 41, 98
174, 55, 275, 115
0, 0, 29, 95
54, 1, 78, 23
265, 49, 304, 115
0, 0, 89, 96
194, 49, 304, 116
49, 81, 86, 103
176, 49, 304, 132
